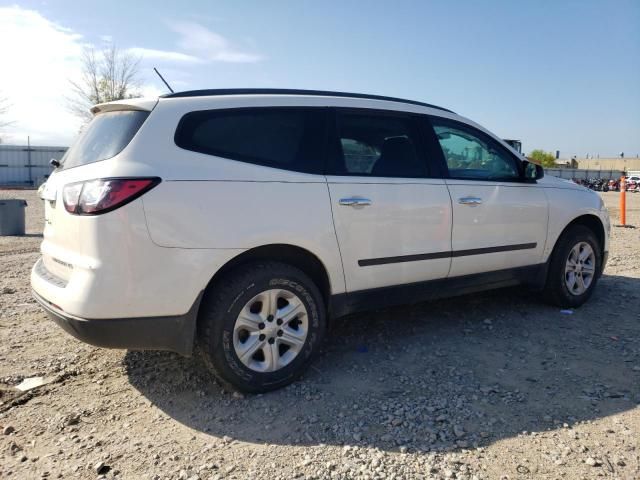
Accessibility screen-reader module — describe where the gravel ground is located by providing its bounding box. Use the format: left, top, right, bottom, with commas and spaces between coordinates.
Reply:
0, 189, 639, 480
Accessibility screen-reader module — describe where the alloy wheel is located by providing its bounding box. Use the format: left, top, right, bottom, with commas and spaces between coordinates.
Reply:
233, 289, 309, 372
564, 241, 596, 295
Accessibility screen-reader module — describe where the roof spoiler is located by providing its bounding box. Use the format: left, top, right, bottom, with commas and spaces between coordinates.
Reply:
90, 98, 159, 115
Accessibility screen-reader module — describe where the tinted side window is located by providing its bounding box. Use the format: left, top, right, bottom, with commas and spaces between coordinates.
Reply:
431, 119, 520, 181
328, 110, 428, 178
175, 108, 325, 174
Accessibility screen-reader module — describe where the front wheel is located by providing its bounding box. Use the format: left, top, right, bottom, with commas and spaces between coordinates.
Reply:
198, 261, 326, 393
544, 225, 602, 308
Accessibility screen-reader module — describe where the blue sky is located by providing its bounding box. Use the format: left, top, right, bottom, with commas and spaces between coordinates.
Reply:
1, 1, 638, 157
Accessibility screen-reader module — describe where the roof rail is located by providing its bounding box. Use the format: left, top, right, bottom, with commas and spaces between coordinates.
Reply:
161, 88, 454, 113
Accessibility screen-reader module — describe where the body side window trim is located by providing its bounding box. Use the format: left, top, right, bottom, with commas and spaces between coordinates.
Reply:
418, 114, 449, 179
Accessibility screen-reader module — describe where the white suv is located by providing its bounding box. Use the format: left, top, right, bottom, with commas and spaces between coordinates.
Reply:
32, 89, 610, 392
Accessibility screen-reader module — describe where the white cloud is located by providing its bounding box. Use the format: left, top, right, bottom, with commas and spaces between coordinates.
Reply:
0, 8, 263, 146
127, 47, 203, 64
170, 21, 262, 63
0, 6, 84, 145
139, 83, 165, 98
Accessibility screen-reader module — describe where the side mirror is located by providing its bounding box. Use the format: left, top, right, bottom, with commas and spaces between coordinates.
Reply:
522, 160, 544, 181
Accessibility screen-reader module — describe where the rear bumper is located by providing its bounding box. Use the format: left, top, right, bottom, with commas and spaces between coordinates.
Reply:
32, 289, 202, 356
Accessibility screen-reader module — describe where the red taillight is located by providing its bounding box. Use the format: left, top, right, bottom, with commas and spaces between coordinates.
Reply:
63, 178, 161, 215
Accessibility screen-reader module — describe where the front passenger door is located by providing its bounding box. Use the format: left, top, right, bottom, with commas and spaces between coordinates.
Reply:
430, 118, 548, 278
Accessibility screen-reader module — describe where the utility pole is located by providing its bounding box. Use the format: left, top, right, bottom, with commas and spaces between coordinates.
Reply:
27, 135, 32, 186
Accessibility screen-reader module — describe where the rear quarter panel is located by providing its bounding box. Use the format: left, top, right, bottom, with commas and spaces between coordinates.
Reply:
141, 178, 345, 296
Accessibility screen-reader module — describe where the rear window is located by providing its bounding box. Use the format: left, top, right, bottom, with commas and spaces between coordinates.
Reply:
174, 107, 325, 174
61, 110, 149, 169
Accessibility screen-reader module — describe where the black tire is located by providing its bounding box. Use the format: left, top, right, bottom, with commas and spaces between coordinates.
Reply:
544, 225, 602, 308
198, 261, 326, 393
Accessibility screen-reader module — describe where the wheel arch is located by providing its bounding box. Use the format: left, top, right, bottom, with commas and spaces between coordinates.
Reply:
558, 214, 605, 256
547, 214, 606, 275
201, 243, 332, 312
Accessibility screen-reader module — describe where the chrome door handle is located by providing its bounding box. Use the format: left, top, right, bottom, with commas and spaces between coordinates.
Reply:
458, 196, 483, 206
339, 197, 372, 207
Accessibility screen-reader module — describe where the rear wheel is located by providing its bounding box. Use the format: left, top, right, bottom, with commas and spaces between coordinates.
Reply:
198, 261, 326, 393
544, 225, 602, 308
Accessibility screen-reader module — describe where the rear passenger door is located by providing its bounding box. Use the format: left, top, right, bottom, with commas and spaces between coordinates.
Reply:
429, 118, 548, 277
326, 108, 452, 293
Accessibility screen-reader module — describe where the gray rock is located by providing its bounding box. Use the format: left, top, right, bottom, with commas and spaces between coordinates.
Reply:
8, 441, 21, 453
585, 457, 601, 467
64, 413, 81, 426
3, 425, 15, 435
94, 461, 108, 474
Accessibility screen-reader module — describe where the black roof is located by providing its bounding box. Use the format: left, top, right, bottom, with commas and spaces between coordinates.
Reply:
161, 88, 454, 113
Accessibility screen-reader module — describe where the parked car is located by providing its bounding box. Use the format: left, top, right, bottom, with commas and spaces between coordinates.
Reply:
32, 89, 611, 392
626, 176, 640, 192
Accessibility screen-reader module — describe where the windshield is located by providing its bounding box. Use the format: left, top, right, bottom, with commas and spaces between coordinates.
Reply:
61, 110, 149, 169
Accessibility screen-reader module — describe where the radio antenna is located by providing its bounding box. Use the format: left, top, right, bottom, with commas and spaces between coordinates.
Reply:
153, 67, 174, 93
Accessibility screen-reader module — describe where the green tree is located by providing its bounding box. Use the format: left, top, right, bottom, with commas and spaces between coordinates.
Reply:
528, 149, 556, 168
67, 44, 141, 122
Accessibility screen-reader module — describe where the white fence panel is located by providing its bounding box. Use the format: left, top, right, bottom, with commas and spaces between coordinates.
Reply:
0, 145, 67, 187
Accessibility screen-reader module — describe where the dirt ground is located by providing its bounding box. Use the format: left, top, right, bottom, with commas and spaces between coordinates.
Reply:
0, 189, 638, 480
